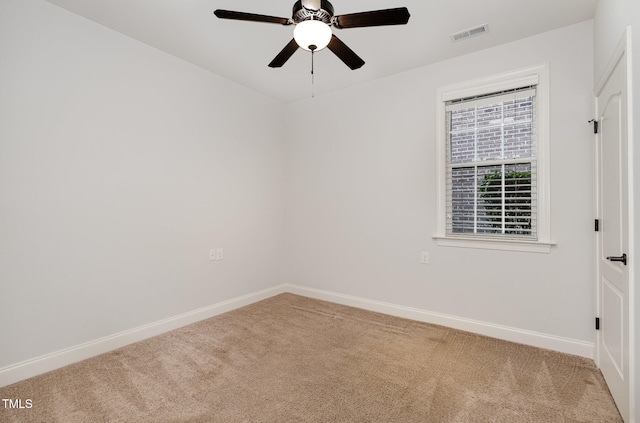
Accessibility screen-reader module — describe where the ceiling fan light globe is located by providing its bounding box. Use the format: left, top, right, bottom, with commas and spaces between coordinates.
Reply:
294, 20, 332, 51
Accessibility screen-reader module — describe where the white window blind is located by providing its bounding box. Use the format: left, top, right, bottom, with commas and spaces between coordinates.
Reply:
445, 86, 537, 239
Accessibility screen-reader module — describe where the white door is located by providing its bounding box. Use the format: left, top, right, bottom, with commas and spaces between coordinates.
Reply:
595, 31, 631, 422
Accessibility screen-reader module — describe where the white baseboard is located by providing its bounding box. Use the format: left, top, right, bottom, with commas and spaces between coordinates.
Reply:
0, 283, 594, 388
284, 284, 594, 359
0, 285, 288, 388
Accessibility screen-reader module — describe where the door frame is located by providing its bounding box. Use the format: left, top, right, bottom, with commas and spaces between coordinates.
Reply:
594, 26, 634, 422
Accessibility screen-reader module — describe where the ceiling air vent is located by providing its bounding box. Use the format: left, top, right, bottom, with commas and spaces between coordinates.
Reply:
451, 24, 489, 42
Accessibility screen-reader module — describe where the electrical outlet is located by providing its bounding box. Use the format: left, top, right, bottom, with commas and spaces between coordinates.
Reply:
216, 248, 224, 260
209, 249, 217, 261
421, 251, 429, 264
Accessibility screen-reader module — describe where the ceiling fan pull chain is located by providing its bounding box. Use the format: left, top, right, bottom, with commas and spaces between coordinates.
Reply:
311, 46, 316, 98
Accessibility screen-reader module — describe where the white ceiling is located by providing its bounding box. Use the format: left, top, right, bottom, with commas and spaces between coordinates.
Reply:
45, 0, 597, 103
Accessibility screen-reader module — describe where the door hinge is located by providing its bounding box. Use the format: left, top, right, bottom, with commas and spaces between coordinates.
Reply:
595, 219, 600, 232
595, 317, 600, 330
588, 119, 599, 134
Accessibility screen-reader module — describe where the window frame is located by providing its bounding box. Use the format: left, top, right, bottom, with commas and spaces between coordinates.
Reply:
434, 65, 554, 253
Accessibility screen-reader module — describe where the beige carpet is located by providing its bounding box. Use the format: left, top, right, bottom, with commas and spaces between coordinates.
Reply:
0, 293, 622, 422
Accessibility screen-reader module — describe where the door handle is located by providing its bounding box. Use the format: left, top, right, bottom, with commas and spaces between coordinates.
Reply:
606, 253, 627, 266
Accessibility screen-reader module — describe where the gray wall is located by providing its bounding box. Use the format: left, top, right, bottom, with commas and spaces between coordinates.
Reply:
284, 21, 594, 345
0, 0, 287, 369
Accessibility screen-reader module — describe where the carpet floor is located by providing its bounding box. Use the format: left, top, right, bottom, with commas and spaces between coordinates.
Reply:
0, 293, 622, 422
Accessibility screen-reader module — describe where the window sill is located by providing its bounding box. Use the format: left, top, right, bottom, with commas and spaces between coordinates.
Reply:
433, 235, 555, 253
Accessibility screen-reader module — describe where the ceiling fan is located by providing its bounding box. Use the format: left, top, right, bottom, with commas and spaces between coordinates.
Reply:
214, 0, 410, 70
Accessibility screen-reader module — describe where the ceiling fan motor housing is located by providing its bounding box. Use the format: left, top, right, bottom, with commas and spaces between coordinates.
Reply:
292, 0, 334, 24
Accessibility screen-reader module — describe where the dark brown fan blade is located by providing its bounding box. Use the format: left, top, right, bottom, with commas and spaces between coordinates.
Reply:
333, 7, 410, 29
327, 35, 364, 70
268, 39, 299, 68
214, 10, 291, 25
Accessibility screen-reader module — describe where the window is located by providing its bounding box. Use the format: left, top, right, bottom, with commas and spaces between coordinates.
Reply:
447, 86, 536, 237
435, 66, 552, 253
